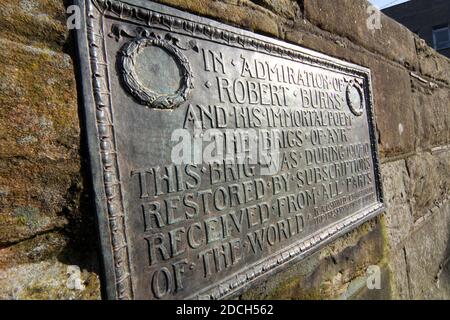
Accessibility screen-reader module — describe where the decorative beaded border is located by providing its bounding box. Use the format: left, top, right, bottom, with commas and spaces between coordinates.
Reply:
191, 203, 383, 299
86, 0, 133, 299
83, 0, 385, 299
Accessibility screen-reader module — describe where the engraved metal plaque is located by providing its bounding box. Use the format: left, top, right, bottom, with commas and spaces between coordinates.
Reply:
74, 0, 384, 300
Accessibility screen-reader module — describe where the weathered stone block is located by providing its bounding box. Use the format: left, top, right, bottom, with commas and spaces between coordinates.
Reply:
380, 160, 414, 250
371, 61, 415, 158
303, 0, 417, 68
0, 38, 78, 159
403, 200, 450, 299
412, 80, 450, 149
387, 248, 410, 299
285, 21, 370, 65
0, 232, 68, 270
415, 37, 450, 85
382, 205, 413, 251
153, 0, 280, 37
286, 27, 415, 158
247, 0, 301, 20
0, 205, 67, 245
0, 37, 80, 245
0, 0, 68, 50
381, 160, 411, 208
0, 260, 101, 300
406, 150, 449, 220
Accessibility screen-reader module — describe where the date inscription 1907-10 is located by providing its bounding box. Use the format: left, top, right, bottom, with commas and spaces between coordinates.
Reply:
75, 0, 384, 300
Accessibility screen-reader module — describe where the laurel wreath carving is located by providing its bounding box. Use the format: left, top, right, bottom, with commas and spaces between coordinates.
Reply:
346, 80, 365, 116
118, 32, 194, 109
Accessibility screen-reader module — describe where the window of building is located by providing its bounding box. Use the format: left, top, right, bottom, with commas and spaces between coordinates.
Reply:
432, 25, 450, 50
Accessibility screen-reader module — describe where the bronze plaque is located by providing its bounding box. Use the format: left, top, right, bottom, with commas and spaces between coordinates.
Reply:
74, 0, 384, 300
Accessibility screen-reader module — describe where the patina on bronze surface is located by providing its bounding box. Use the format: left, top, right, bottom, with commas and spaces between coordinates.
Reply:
74, 0, 384, 300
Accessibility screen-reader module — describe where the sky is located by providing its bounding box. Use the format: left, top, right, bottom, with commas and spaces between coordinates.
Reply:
368, 0, 410, 9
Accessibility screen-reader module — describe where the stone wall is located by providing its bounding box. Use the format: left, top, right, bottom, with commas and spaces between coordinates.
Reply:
0, 0, 448, 299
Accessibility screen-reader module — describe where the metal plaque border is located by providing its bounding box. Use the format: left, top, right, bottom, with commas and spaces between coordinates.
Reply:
74, 0, 385, 300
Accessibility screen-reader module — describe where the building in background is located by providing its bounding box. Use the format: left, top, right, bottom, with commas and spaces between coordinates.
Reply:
383, 0, 450, 58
